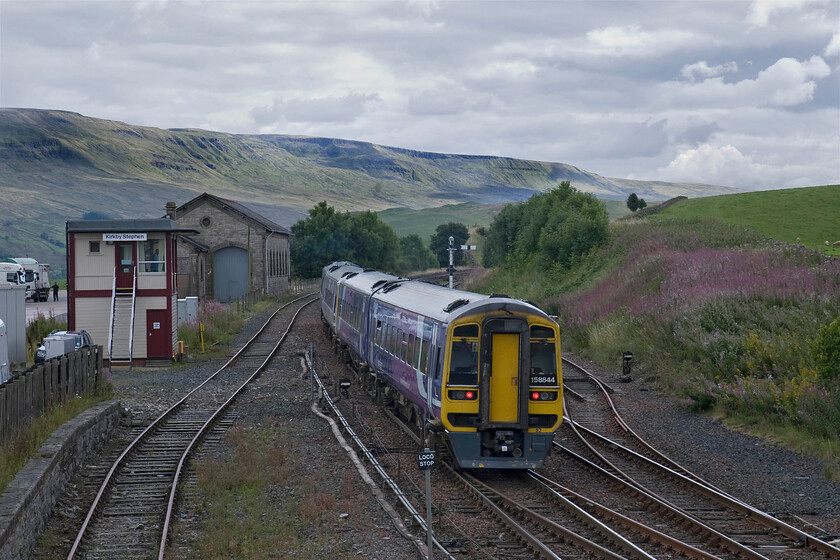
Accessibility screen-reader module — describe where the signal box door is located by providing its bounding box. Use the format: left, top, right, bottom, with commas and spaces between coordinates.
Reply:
115, 242, 136, 289
147, 309, 169, 358
489, 333, 520, 423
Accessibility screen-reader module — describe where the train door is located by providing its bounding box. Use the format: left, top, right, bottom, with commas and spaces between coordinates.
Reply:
489, 333, 520, 423
479, 317, 529, 429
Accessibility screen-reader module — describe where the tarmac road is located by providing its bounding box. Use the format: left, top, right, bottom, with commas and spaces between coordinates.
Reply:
26, 290, 68, 325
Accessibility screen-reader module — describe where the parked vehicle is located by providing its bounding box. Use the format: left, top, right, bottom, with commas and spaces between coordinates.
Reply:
0, 262, 26, 291
8, 258, 51, 302
34, 330, 94, 364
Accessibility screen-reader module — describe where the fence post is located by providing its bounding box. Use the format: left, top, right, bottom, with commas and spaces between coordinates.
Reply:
50, 359, 59, 408
0, 385, 6, 444
96, 346, 104, 392
59, 355, 68, 404
24, 372, 32, 430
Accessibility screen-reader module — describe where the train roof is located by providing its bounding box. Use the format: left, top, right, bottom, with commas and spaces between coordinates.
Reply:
322, 261, 363, 282
373, 279, 549, 324
340, 269, 400, 295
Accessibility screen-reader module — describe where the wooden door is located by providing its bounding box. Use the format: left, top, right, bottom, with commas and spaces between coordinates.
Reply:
115, 242, 136, 289
146, 309, 169, 358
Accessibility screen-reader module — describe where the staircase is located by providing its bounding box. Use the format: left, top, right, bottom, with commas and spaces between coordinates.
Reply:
108, 267, 136, 366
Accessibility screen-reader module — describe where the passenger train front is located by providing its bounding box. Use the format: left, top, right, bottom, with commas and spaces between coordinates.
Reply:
321, 263, 563, 469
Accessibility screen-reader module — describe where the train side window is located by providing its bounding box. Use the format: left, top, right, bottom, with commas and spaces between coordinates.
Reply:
449, 340, 478, 386
408, 335, 416, 367
401, 333, 409, 363
414, 337, 423, 370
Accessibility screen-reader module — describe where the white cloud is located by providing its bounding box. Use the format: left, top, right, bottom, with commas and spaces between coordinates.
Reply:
680, 61, 739, 81
251, 93, 380, 125
826, 32, 840, 56
661, 55, 831, 108
585, 24, 699, 57
746, 0, 820, 27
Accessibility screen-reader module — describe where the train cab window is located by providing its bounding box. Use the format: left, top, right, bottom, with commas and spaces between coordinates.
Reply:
449, 340, 478, 386
453, 324, 479, 338
530, 325, 558, 386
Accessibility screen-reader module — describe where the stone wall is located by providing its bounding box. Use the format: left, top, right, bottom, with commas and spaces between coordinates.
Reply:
0, 401, 121, 560
177, 202, 290, 297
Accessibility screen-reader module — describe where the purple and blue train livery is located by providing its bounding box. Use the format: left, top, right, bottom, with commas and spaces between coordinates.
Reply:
321, 262, 564, 469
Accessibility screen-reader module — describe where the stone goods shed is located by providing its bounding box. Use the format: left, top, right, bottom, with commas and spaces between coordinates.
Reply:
168, 193, 291, 302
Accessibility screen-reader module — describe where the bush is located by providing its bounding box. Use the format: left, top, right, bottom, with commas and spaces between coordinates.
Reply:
25, 312, 67, 363
814, 317, 840, 382
178, 301, 244, 357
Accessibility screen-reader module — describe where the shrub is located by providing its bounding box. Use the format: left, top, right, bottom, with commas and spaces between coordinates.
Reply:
25, 312, 67, 363
814, 317, 840, 382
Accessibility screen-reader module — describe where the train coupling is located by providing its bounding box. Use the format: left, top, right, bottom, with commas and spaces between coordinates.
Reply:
487, 430, 523, 458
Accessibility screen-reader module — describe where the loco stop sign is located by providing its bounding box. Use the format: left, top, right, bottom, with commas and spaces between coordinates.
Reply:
418, 449, 436, 470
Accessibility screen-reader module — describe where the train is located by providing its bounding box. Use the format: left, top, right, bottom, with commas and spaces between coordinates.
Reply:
320, 261, 563, 469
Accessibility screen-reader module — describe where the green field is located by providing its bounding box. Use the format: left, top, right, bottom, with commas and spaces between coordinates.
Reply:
375, 198, 634, 242
655, 185, 840, 257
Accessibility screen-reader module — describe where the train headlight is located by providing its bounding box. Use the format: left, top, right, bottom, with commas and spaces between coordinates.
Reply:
529, 391, 557, 401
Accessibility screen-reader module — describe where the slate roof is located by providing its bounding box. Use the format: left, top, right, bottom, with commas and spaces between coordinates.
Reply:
67, 218, 199, 234
175, 193, 291, 235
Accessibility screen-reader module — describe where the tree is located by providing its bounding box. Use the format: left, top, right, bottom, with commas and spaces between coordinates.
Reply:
637, 198, 647, 210
482, 181, 609, 270
396, 234, 437, 274
429, 222, 470, 268
290, 202, 399, 278
626, 193, 640, 212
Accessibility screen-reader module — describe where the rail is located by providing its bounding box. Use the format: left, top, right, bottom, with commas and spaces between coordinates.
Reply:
67, 293, 316, 559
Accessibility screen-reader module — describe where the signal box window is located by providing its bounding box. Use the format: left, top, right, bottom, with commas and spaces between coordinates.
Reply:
140, 239, 165, 273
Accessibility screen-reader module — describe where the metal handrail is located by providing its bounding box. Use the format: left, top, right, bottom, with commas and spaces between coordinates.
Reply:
107, 267, 116, 360
128, 266, 136, 364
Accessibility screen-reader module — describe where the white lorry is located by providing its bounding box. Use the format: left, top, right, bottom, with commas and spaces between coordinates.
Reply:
0, 262, 26, 293
8, 258, 51, 302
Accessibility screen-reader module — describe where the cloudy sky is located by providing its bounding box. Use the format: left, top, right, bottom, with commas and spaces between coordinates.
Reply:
1, 0, 838, 190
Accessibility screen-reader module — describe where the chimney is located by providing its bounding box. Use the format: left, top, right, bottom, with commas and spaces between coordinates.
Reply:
165, 201, 177, 219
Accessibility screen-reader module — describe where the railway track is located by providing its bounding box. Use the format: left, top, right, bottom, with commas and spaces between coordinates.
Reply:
66, 294, 317, 560
559, 356, 840, 559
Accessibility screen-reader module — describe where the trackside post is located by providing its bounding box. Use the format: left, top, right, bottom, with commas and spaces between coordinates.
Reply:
418, 447, 436, 559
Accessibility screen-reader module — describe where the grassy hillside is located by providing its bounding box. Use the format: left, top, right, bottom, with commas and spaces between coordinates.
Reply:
0, 108, 735, 277
654, 185, 840, 257
469, 185, 840, 470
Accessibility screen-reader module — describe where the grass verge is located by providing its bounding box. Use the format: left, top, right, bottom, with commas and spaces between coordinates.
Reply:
0, 388, 113, 494
169, 420, 366, 559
